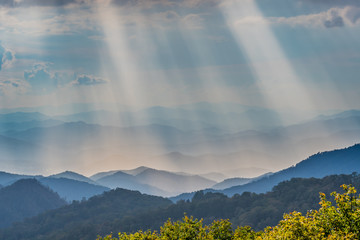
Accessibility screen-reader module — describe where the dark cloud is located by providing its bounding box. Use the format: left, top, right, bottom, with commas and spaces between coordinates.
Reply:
324, 15, 344, 28
24, 64, 58, 93
73, 74, 107, 86
0, 43, 15, 71
0, 0, 81, 7
0, 0, 15, 7
345, 7, 360, 24
110, 0, 218, 9
300, 0, 360, 7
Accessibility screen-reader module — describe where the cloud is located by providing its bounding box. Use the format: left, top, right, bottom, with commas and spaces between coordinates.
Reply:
0, 79, 28, 96
234, 6, 360, 28
0, 43, 15, 71
109, 0, 218, 9
299, 0, 360, 8
24, 63, 58, 93
324, 15, 344, 28
181, 14, 205, 29
287, 6, 360, 28
72, 74, 108, 86
345, 6, 360, 24
0, 0, 218, 9
0, 0, 82, 7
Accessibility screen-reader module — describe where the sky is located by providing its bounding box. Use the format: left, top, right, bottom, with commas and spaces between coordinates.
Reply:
0, 0, 359, 119
0, 0, 360, 176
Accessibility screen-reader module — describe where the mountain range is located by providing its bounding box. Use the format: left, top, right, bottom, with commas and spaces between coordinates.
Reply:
219, 143, 360, 196
170, 143, 360, 201
1, 108, 359, 175
0, 141, 359, 237
1, 142, 359, 203
2, 173, 359, 240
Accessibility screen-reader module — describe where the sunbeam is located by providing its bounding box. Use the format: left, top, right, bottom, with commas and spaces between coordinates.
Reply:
0, 0, 359, 178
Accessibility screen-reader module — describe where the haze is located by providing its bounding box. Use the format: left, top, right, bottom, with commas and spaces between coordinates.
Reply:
0, 0, 360, 176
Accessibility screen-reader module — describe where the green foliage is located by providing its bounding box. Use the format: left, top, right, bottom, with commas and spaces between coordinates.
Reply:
260, 184, 360, 239
98, 216, 230, 240
98, 184, 360, 240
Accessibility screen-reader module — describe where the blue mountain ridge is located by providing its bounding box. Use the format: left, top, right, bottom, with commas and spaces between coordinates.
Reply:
170, 143, 360, 202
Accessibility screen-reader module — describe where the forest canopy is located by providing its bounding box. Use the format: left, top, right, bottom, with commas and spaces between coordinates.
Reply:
98, 184, 360, 239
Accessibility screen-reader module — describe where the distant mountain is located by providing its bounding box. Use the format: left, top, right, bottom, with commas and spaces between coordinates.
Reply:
220, 144, 360, 196
135, 168, 216, 195
0, 171, 37, 186
0, 171, 110, 202
0, 119, 63, 133
155, 151, 272, 177
3, 121, 189, 150
95, 171, 169, 196
212, 172, 273, 190
93, 167, 216, 196
0, 187, 172, 240
49, 171, 97, 185
212, 177, 253, 190
120, 166, 149, 175
0, 179, 66, 228
89, 170, 119, 181
52, 103, 282, 132
38, 177, 110, 202
0, 112, 49, 123
198, 172, 227, 182
2, 108, 360, 178
316, 110, 360, 121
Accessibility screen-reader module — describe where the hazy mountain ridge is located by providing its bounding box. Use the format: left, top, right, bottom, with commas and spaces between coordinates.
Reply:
49, 171, 98, 185
52, 103, 282, 132
0, 171, 37, 186
212, 172, 273, 190
95, 171, 169, 196
135, 168, 216, 194
1, 108, 360, 174
94, 166, 217, 196
0, 171, 110, 202
0, 112, 50, 123
219, 143, 360, 196
0, 166, 219, 199
38, 177, 110, 202
0, 119, 63, 133
170, 143, 360, 201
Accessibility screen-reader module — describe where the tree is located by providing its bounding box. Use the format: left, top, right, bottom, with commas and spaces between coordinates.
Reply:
97, 184, 360, 240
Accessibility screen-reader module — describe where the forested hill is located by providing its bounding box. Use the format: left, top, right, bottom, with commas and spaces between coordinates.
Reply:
220, 143, 360, 196
0, 179, 66, 228
0, 187, 172, 240
2, 173, 360, 240
103, 173, 360, 232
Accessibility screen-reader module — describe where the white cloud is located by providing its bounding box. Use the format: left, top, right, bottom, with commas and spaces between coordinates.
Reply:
234, 6, 360, 28
0, 43, 15, 70
72, 74, 108, 86
0, 79, 28, 96
181, 14, 205, 29
0, 6, 99, 37
24, 63, 58, 94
